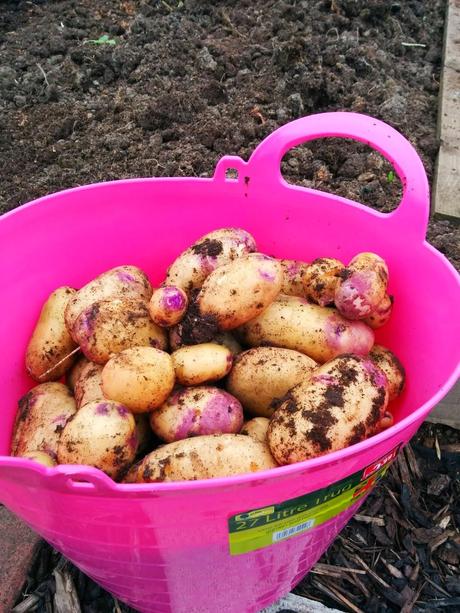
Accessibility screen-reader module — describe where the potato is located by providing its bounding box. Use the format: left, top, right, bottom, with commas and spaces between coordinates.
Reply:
123, 434, 277, 483
26, 287, 79, 381
150, 386, 243, 442
148, 286, 188, 327
237, 295, 374, 364
369, 345, 405, 401
67, 356, 90, 391
226, 347, 317, 417
212, 332, 242, 356
72, 298, 167, 364
171, 343, 232, 386
364, 294, 393, 329
241, 417, 270, 443
279, 259, 309, 297
21, 451, 57, 467
102, 347, 175, 413
196, 253, 283, 331
268, 354, 389, 464
165, 228, 257, 294
74, 361, 105, 408
11, 382, 76, 458
65, 265, 152, 332
304, 258, 344, 306
57, 400, 137, 480
334, 253, 388, 320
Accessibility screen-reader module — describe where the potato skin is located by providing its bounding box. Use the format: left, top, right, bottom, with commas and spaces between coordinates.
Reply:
21, 451, 57, 467
226, 347, 317, 417
364, 294, 393, 329
150, 386, 243, 442
26, 287, 78, 381
369, 345, 405, 402
172, 343, 233, 386
11, 382, 76, 458
165, 228, 257, 294
57, 400, 137, 480
65, 265, 152, 332
124, 434, 277, 483
304, 258, 344, 306
268, 354, 389, 464
102, 347, 175, 413
148, 286, 188, 327
237, 295, 374, 364
197, 253, 283, 330
67, 356, 90, 391
335, 253, 388, 320
279, 259, 309, 297
72, 298, 167, 364
74, 361, 105, 408
241, 417, 270, 443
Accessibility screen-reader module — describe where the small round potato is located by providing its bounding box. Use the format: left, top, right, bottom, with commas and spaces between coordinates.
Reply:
241, 418, 270, 443
123, 434, 277, 483
226, 347, 317, 417
150, 386, 243, 442
11, 382, 76, 458
65, 265, 152, 332
74, 361, 105, 408
148, 286, 188, 327
268, 354, 389, 464
21, 451, 57, 467
26, 286, 78, 381
57, 400, 137, 480
364, 294, 393, 329
304, 258, 344, 306
72, 298, 168, 364
369, 345, 405, 401
102, 347, 175, 413
279, 259, 309, 297
172, 343, 233, 386
335, 252, 388, 320
67, 356, 90, 391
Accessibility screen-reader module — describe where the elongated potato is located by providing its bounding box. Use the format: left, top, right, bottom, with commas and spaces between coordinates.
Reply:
165, 228, 257, 294
268, 354, 389, 464
26, 287, 78, 381
57, 400, 137, 480
335, 253, 388, 320
237, 295, 374, 364
279, 259, 309, 297
148, 286, 188, 327
124, 434, 277, 483
304, 258, 344, 306
72, 298, 167, 364
102, 347, 175, 413
67, 356, 90, 391
172, 343, 232, 386
364, 294, 393, 329
65, 265, 152, 332
226, 347, 317, 417
241, 417, 270, 443
21, 451, 57, 467
150, 386, 243, 442
11, 382, 76, 458
369, 345, 405, 401
74, 361, 105, 408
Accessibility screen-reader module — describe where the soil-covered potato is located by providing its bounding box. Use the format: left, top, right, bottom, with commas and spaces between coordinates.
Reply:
279, 259, 309, 297
241, 417, 270, 443
148, 286, 188, 327
369, 344, 405, 401
303, 258, 344, 306
73, 361, 105, 408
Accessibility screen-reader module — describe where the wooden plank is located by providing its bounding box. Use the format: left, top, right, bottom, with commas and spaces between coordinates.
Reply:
432, 0, 460, 219
425, 380, 460, 429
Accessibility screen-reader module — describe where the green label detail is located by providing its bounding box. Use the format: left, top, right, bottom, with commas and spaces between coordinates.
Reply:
228, 446, 399, 555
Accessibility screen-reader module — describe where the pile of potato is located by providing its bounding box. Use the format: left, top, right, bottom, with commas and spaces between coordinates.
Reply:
12, 228, 405, 483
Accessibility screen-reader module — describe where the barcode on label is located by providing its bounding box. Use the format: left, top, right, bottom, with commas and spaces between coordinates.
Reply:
272, 519, 315, 542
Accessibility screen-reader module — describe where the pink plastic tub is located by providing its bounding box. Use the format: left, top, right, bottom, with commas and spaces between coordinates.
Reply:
0, 113, 459, 613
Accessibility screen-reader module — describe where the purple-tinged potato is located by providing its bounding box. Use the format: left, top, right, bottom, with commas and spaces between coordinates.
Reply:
304, 258, 345, 306
74, 361, 105, 408
172, 343, 233, 386
226, 347, 317, 418
369, 344, 405, 402
57, 400, 137, 481
364, 294, 393, 329
241, 417, 270, 444
67, 356, 90, 391
102, 347, 175, 413
26, 286, 79, 381
65, 265, 152, 333
72, 298, 167, 364
21, 451, 57, 467
237, 295, 374, 364
165, 228, 257, 295
11, 382, 76, 458
279, 259, 309, 297
150, 386, 244, 443
148, 286, 188, 327
334, 253, 388, 320
268, 354, 389, 464
123, 434, 277, 483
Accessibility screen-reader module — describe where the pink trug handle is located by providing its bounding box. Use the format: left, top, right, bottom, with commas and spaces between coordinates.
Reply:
246, 112, 430, 240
